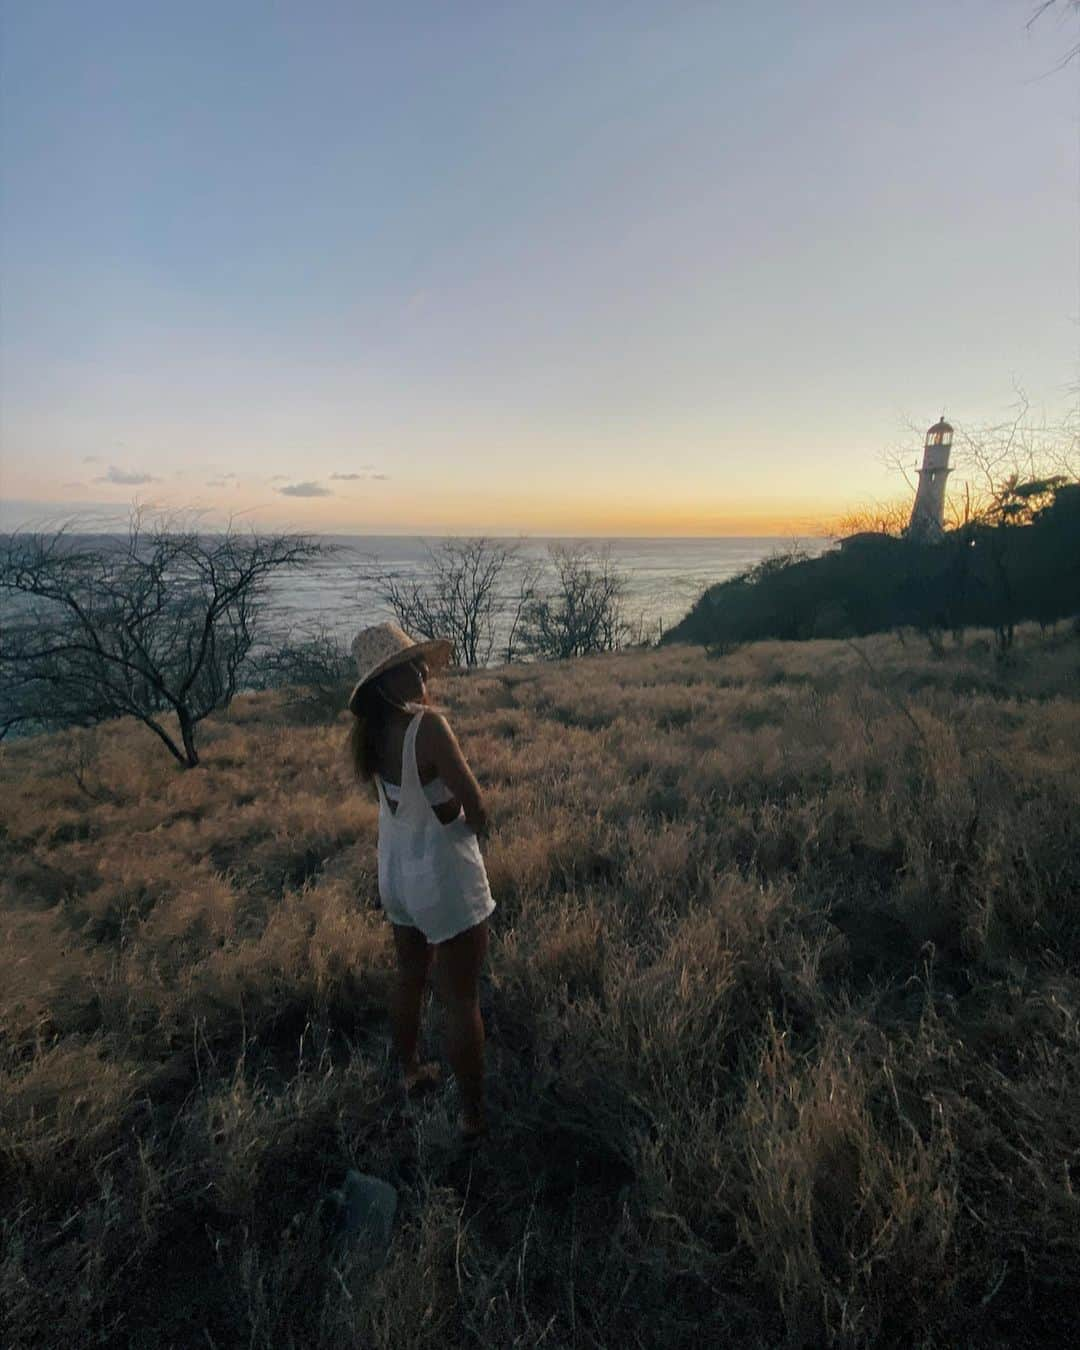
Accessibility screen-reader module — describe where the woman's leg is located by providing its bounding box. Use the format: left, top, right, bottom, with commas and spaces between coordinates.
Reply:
433, 920, 489, 1136
390, 923, 436, 1087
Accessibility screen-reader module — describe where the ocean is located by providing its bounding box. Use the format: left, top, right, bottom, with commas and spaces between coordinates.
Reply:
0, 532, 828, 738
262, 535, 826, 651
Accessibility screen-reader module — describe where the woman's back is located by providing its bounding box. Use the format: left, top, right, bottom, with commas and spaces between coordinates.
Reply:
373, 707, 459, 822
374, 709, 494, 945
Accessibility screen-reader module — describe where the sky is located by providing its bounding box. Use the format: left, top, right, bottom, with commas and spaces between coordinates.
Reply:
1, 0, 1077, 536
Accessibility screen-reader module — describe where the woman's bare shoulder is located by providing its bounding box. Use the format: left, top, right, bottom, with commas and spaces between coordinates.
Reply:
417, 708, 455, 751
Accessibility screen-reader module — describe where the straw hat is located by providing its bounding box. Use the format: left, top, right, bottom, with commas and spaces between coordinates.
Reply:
347, 622, 453, 714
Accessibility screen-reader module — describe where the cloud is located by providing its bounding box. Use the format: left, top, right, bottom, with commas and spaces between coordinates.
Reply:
371, 472, 389, 480
276, 481, 333, 497
330, 469, 388, 482
82, 455, 101, 464
62, 480, 85, 488
94, 465, 158, 485
206, 478, 230, 487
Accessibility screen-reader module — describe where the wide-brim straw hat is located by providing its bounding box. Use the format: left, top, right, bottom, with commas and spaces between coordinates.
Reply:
347, 622, 453, 715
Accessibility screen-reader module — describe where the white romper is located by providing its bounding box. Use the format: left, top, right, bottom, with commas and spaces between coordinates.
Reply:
375, 710, 495, 944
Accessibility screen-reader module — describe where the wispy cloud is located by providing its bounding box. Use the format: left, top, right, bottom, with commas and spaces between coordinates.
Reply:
276, 481, 332, 497
94, 465, 159, 485
82, 454, 101, 464
330, 468, 388, 481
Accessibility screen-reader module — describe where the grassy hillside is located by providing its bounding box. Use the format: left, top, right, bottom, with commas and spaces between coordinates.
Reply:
2, 630, 1079, 1348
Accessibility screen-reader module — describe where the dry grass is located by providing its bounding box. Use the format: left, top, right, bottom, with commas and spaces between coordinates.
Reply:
2, 626, 1079, 1347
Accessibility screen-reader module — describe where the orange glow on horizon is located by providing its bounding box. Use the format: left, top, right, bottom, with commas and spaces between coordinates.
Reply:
216, 496, 837, 538
1, 476, 846, 538
4, 458, 860, 538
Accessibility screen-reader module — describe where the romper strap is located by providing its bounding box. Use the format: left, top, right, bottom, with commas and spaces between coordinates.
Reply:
402, 711, 425, 805
402, 707, 423, 783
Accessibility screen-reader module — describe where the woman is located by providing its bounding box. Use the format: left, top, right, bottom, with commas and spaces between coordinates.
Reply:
347, 622, 495, 1143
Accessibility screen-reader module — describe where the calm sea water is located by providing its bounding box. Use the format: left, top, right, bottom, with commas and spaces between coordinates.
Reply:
263, 535, 825, 649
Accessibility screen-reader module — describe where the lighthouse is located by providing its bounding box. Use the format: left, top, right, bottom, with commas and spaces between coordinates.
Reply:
906, 415, 953, 540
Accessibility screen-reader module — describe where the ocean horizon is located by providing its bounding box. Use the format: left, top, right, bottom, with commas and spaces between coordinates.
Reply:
0, 522, 830, 653
264, 533, 830, 648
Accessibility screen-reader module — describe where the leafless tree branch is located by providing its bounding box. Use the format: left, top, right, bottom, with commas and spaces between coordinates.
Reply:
519, 544, 632, 660
0, 509, 323, 764
358, 537, 533, 667
1028, 0, 1080, 68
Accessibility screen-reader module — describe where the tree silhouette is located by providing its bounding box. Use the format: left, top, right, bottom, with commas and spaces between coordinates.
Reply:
0, 511, 322, 765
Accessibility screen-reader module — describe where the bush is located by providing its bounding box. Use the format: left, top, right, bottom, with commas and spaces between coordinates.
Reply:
254, 626, 355, 722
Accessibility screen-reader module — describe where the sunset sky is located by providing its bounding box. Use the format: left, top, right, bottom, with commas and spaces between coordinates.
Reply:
1, 1, 1076, 536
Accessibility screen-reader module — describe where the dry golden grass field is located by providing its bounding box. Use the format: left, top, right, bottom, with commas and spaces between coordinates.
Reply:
2, 629, 1079, 1348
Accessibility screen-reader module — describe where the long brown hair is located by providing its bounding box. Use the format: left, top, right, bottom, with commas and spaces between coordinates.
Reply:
347, 675, 431, 784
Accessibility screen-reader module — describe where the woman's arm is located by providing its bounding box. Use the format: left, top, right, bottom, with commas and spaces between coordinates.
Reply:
423, 712, 488, 834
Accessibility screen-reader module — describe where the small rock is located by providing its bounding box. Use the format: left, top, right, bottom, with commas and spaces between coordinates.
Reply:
328, 1171, 397, 1262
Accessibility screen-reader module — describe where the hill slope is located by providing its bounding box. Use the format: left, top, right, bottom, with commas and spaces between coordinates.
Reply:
2, 631, 1079, 1347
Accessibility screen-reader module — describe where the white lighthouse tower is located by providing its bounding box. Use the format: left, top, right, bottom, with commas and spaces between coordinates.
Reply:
906, 414, 953, 540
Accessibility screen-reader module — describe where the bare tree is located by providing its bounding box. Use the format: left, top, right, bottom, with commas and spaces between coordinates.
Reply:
360, 537, 530, 667
830, 499, 912, 540
57, 726, 111, 802
0, 511, 322, 765
875, 395, 1078, 535
963, 470, 1070, 654
503, 555, 546, 663
920, 399, 1076, 653
519, 544, 631, 660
